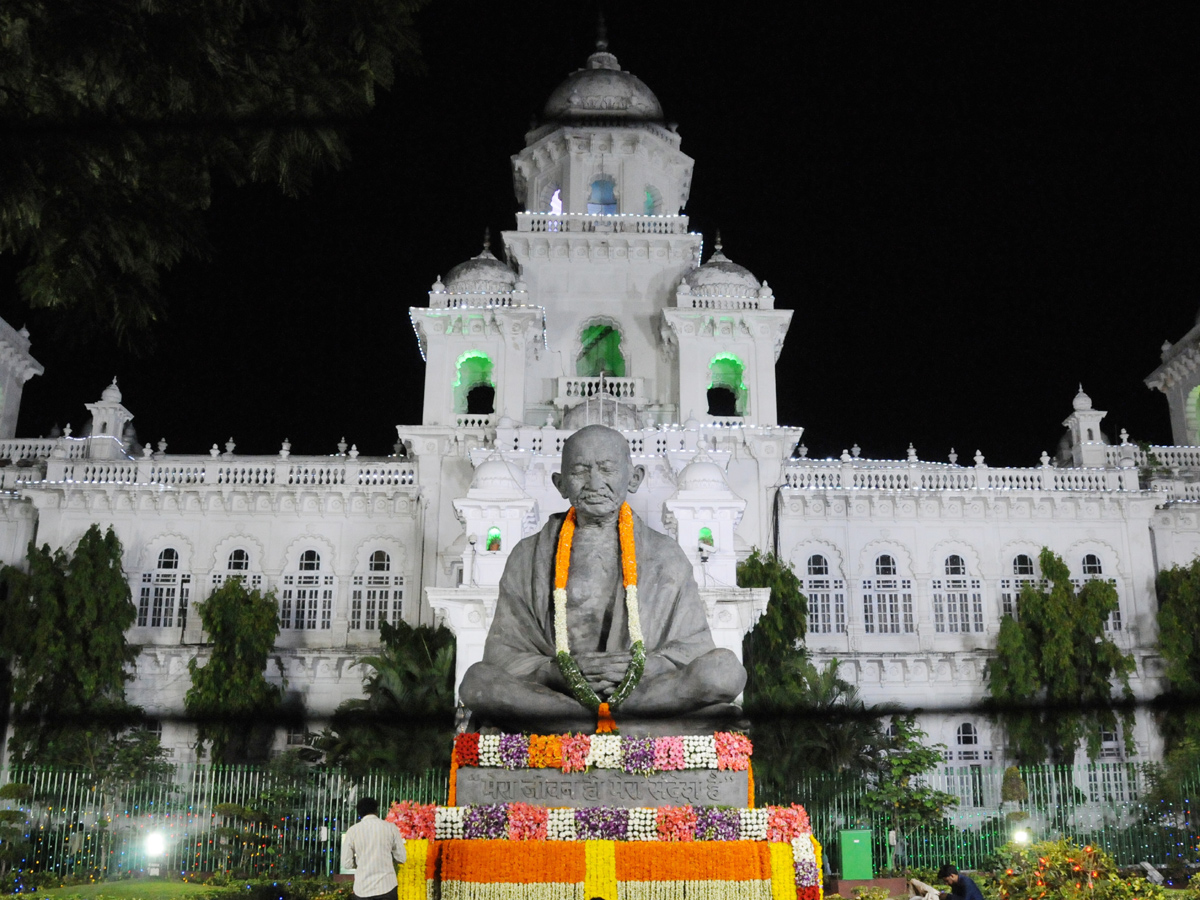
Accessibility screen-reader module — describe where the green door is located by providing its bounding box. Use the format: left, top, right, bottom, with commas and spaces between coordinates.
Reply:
839, 829, 873, 879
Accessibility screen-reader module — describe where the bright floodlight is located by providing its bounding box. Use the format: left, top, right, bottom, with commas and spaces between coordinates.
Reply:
1013, 829, 1030, 844
145, 831, 166, 857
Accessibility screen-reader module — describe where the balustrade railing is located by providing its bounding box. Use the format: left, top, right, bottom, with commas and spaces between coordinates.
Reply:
0, 437, 92, 462
555, 376, 646, 408
783, 459, 1137, 493
1106, 443, 1200, 469
515, 212, 689, 235
682, 296, 761, 309
29, 456, 417, 490
429, 292, 520, 309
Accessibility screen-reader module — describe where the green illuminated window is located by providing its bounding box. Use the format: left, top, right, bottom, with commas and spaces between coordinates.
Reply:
707, 353, 747, 416
577, 324, 625, 377
454, 350, 495, 414
698, 527, 714, 547
486, 527, 502, 552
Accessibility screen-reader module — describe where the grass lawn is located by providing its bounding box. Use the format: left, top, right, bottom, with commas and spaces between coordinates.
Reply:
34, 880, 216, 900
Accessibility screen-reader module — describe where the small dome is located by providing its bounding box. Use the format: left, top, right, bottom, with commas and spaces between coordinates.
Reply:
445, 231, 517, 293
682, 235, 760, 298
101, 378, 122, 403
543, 47, 663, 123
1072, 385, 1093, 411
471, 455, 526, 493
677, 449, 729, 492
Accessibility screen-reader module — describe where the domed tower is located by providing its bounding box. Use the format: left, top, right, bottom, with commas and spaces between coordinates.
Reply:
502, 32, 703, 427
662, 236, 793, 425
411, 231, 543, 427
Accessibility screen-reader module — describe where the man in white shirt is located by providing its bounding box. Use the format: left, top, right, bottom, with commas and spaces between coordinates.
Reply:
343, 797, 407, 900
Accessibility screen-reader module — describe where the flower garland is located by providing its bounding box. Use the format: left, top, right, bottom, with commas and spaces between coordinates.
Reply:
451, 732, 753, 774
553, 503, 646, 731
412, 802, 812, 844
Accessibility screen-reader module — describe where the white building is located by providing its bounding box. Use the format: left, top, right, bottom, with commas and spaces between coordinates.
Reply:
0, 39, 1195, 793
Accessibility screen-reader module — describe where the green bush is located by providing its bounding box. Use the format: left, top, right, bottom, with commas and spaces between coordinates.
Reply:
201, 878, 353, 900
852, 888, 893, 900
994, 839, 1165, 900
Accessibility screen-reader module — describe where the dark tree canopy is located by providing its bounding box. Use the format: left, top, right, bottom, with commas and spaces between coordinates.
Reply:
987, 547, 1135, 765
316, 618, 455, 775
0, 0, 425, 340
1156, 557, 1200, 748
185, 576, 283, 763
0, 525, 166, 777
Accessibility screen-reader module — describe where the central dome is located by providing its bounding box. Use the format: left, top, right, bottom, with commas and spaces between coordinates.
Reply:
543, 47, 663, 123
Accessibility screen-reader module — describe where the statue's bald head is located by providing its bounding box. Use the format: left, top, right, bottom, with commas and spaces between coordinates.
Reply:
554, 425, 645, 524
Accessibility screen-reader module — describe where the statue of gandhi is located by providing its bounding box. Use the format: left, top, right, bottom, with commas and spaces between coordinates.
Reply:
459, 424, 746, 732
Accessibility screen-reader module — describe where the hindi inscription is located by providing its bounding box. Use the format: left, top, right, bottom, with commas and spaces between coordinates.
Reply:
454, 768, 749, 808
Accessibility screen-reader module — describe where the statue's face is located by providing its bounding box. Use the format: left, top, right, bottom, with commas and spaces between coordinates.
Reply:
553, 426, 644, 521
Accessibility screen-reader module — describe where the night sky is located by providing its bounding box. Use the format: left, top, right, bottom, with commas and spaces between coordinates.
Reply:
2, 4, 1196, 466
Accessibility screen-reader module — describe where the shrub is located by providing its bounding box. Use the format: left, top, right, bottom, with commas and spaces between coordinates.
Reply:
852, 888, 893, 900
994, 838, 1165, 900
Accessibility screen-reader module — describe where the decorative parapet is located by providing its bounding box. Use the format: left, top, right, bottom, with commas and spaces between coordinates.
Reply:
554, 376, 647, 409
782, 458, 1139, 493
21, 455, 418, 488
515, 212, 689, 235
0, 437, 90, 463
674, 280, 775, 310
1105, 443, 1200, 470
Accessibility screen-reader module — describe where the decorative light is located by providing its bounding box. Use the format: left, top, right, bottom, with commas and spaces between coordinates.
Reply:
1013, 829, 1030, 844
145, 831, 166, 857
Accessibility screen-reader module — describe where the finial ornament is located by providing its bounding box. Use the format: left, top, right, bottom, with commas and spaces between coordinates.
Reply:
596, 11, 608, 51
482, 227, 491, 253
714, 230, 723, 255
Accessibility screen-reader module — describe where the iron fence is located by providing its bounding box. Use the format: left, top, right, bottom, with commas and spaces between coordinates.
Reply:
1, 763, 1197, 879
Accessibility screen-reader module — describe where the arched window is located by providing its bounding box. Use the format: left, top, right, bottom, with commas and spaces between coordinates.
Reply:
644, 185, 663, 216
1074, 554, 1121, 631
957, 722, 978, 747
803, 554, 846, 635
137, 548, 191, 629
933, 555, 984, 634
950, 721, 989, 807
281, 550, 334, 631
211, 548, 263, 592
862, 554, 913, 635
350, 550, 405, 631
486, 527, 502, 552
698, 527, 715, 548
587, 177, 617, 214
577, 323, 626, 377
454, 350, 495, 415
1088, 727, 1132, 802
1001, 554, 1037, 618
707, 353, 747, 417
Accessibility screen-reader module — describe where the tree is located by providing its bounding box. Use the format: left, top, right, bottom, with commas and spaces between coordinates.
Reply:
738, 551, 888, 800
0, 0, 425, 340
185, 577, 283, 763
315, 619, 455, 775
1155, 558, 1200, 748
861, 715, 958, 874
0, 525, 165, 777
987, 548, 1135, 765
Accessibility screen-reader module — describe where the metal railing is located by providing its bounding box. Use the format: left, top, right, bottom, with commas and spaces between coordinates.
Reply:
2, 762, 1195, 877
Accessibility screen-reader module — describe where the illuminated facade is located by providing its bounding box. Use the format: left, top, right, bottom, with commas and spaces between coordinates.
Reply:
0, 39, 1196, 804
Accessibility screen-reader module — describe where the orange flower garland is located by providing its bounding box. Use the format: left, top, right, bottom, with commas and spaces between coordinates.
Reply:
552, 503, 646, 730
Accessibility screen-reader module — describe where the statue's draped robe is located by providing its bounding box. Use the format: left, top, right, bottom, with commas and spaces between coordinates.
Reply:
482, 511, 716, 683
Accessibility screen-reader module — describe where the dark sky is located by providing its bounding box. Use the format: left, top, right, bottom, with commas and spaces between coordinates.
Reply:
2, 4, 1197, 465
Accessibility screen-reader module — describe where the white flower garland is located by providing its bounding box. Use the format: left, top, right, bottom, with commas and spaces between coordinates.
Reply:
586, 734, 623, 769
793, 835, 817, 864
546, 807, 577, 841
683, 735, 718, 769
628, 807, 658, 841
478, 734, 501, 767
435, 805, 465, 840
738, 808, 768, 842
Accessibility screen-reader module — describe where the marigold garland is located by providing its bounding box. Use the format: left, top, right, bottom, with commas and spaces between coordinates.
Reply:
552, 503, 647, 729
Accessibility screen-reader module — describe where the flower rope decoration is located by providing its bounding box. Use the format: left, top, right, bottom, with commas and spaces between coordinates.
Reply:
553, 502, 646, 731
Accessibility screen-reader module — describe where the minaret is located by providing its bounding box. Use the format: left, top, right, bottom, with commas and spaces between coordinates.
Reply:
84, 378, 134, 459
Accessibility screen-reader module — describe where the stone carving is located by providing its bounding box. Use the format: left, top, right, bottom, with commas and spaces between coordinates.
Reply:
455, 768, 748, 809
460, 425, 745, 734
